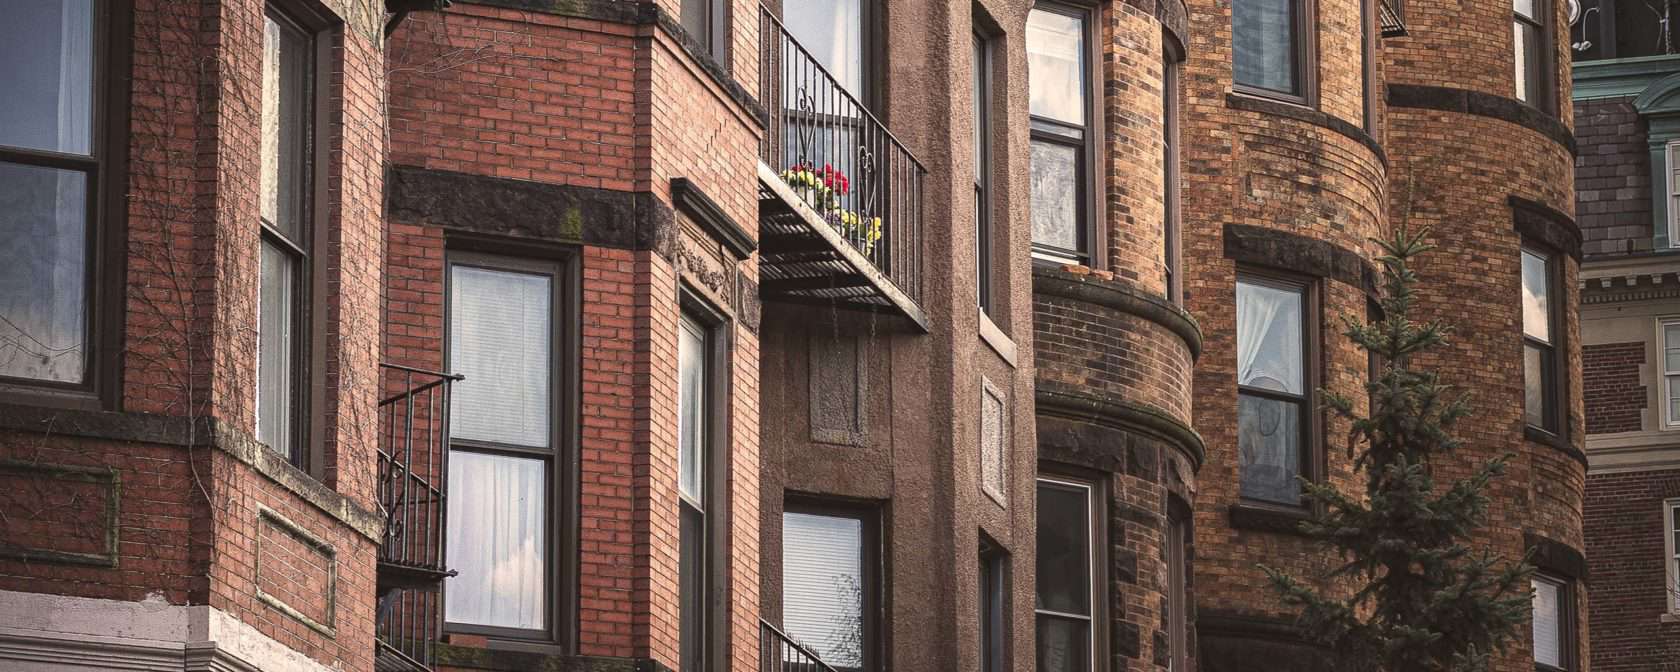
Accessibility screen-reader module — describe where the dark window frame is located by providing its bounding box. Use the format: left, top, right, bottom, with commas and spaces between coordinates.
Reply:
1231, 0, 1319, 106
980, 535, 1009, 672
1027, 1, 1103, 269
0, 0, 132, 411
1520, 243, 1567, 439
679, 0, 729, 65
256, 0, 334, 471
1165, 499, 1191, 672
1360, 0, 1378, 131
1163, 35, 1184, 304
974, 29, 994, 314
1532, 571, 1577, 672
1234, 268, 1323, 511
1513, 0, 1555, 114
678, 288, 733, 672
1034, 469, 1111, 672
782, 496, 884, 672
440, 247, 581, 651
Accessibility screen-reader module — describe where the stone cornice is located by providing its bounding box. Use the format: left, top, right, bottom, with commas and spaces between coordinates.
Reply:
1031, 266, 1204, 360
1387, 84, 1577, 155
1035, 384, 1205, 470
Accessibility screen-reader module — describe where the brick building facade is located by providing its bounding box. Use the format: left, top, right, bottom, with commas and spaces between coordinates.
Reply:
1571, 15, 1680, 668
0, 0, 1580, 671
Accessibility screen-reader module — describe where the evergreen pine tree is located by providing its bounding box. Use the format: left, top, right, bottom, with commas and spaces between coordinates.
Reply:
1262, 227, 1533, 672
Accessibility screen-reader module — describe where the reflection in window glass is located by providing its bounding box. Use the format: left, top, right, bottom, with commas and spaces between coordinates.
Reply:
0, 0, 93, 155
445, 451, 547, 629
1030, 141, 1080, 254
1026, 9, 1085, 125
784, 511, 867, 669
1521, 249, 1557, 432
1233, 0, 1299, 94
0, 163, 87, 383
257, 242, 295, 456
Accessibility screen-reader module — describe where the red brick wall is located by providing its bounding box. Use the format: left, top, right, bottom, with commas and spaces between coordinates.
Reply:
1584, 469, 1680, 671
1584, 342, 1647, 434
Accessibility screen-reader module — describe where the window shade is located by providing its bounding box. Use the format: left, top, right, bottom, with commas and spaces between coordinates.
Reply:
449, 265, 552, 447
1531, 577, 1562, 666
783, 511, 866, 668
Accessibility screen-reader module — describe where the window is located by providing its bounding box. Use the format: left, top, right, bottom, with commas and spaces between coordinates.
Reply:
1513, 0, 1549, 110
678, 311, 717, 672
1233, 0, 1312, 101
1522, 248, 1562, 434
1165, 508, 1189, 672
257, 5, 320, 464
1036, 476, 1100, 672
1162, 40, 1183, 303
0, 0, 109, 400
783, 0, 868, 101
1027, 5, 1095, 266
784, 504, 877, 671
679, 0, 725, 61
1531, 573, 1574, 671
1360, 0, 1377, 131
975, 31, 994, 313
445, 255, 564, 639
1663, 319, 1680, 428
980, 539, 1008, 672
1667, 141, 1680, 249
1665, 500, 1680, 611
1236, 273, 1315, 507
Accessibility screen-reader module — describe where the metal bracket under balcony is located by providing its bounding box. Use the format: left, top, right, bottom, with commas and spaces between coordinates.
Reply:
758, 163, 928, 331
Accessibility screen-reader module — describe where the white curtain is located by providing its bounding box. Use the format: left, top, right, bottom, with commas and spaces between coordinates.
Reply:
783, 512, 865, 668
449, 265, 552, 447
57, 0, 91, 154
446, 451, 546, 629
678, 318, 705, 503
1236, 280, 1302, 394
782, 0, 862, 97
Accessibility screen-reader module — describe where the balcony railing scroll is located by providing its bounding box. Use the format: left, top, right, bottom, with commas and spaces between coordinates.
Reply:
758, 5, 925, 315
375, 363, 461, 671
761, 619, 843, 672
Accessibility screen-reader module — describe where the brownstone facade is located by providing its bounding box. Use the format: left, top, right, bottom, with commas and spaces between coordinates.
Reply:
0, 0, 1582, 671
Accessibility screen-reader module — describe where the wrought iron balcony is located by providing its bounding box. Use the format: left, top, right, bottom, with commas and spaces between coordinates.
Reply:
375, 363, 461, 672
761, 620, 842, 672
758, 6, 928, 331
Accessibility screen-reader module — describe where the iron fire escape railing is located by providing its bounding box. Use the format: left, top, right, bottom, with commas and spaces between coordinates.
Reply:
758, 4, 926, 309
375, 363, 461, 672
761, 619, 843, 672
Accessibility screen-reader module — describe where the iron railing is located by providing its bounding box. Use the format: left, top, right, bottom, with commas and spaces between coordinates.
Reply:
375, 363, 461, 671
761, 620, 843, 672
759, 4, 924, 303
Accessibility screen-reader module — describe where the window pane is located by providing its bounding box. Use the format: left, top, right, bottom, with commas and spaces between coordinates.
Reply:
1513, 21, 1539, 104
1669, 377, 1679, 423
261, 15, 309, 241
1036, 613, 1091, 672
680, 0, 709, 46
1521, 250, 1551, 342
1531, 578, 1562, 666
1239, 393, 1303, 505
0, 0, 92, 155
1026, 9, 1086, 125
449, 265, 552, 447
1036, 481, 1091, 616
446, 451, 547, 629
1233, 0, 1298, 93
1030, 140, 1080, 255
784, 511, 866, 669
783, 0, 863, 97
0, 161, 87, 383
974, 36, 986, 184
257, 241, 295, 458
1664, 324, 1680, 371
680, 503, 705, 671
1525, 342, 1549, 428
1236, 278, 1305, 395
1514, 0, 1537, 19
679, 317, 706, 503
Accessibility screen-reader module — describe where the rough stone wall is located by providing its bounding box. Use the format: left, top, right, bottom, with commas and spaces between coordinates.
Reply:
1574, 98, 1656, 257
1583, 469, 1680, 671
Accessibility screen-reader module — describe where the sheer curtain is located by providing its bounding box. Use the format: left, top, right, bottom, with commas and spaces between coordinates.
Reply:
445, 451, 546, 629
1236, 281, 1301, 394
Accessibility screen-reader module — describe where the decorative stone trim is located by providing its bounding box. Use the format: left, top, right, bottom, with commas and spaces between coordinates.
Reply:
1526, 425, 1590, 468
1036, 384, 1206, 470
254, 507, 338, 637
671, 177, 756, 260
1031, 266, 1204, 360
1224, 93, 1388, 167
1222, 224, 1380, 296
387, 165, 677, 259
0, 403, 385, 543
1509, 195, 1584, 261
0, 459, 120, 567
1524, 531, 1588, 581
1387, 84, 1578, 155
1227, 503, 1315, 537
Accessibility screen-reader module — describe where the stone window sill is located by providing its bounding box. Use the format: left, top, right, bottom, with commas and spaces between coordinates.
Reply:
1228, 502, 1315, 537
978, 309, 1017, 367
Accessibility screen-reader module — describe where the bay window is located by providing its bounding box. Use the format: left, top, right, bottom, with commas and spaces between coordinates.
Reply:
1663, 319, 1679, 427
1513, 0, 1550, 110
1036, 476, 1100, 672
1236, 273, 1315, 507
1027, 5, 1095, 266
678, 309, 720, 672
1234, 0, 1312, 101
445, 255, 563, 639
1531, 573, 1574, 671
1522, 247, 1561, 434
